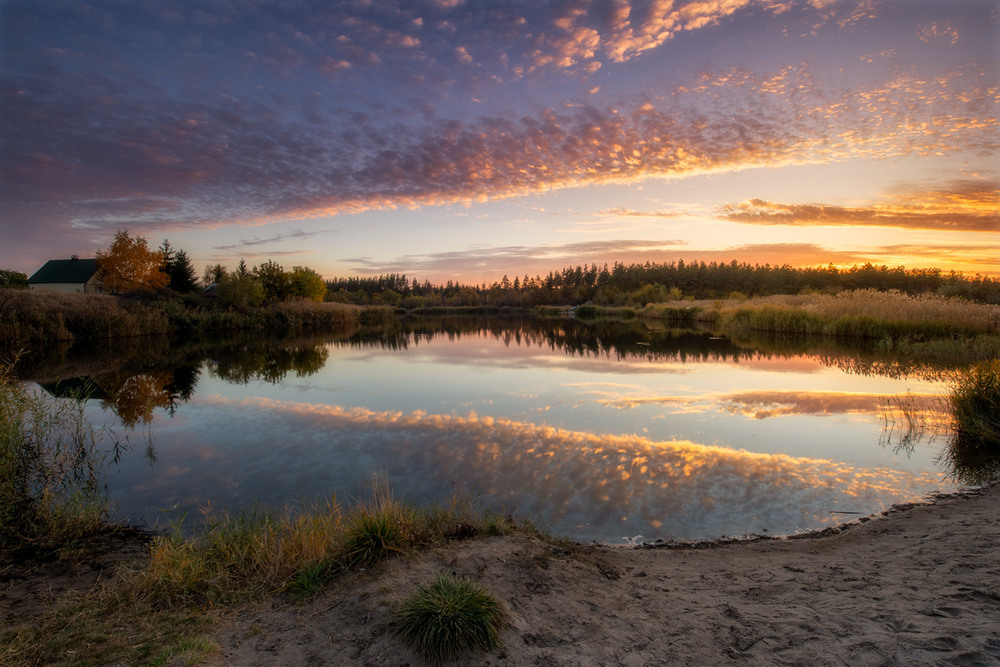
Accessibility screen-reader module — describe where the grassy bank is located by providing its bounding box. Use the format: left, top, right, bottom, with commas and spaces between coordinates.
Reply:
0, 288, 394, 348
2, 487, 532, 666
1, 353, 533, 664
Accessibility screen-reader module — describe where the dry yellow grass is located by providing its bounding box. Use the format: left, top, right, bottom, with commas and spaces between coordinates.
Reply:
741, 290, 1000, 333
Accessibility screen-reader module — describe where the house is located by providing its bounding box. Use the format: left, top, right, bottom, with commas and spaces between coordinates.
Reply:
28, 256, 105, 293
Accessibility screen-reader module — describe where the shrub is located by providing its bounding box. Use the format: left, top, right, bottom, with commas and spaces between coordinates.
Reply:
394, 573, 506, 662
0, 269, 29, 289
215, 273, 265, 309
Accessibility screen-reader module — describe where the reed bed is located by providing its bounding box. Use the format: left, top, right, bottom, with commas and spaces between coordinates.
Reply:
0, 288, 384, 348
639, 290, 1000, 339
0, 289, 169, 346
0, 357, 113, 558
720, 290, 1000, 338
949, 359, 1000, 449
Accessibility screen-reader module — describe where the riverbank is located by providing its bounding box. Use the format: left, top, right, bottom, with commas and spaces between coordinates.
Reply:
0, 288, 394, 348
4, 483, 997, 665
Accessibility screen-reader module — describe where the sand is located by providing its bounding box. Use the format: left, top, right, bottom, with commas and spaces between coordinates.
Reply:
207, 483, 1000, 666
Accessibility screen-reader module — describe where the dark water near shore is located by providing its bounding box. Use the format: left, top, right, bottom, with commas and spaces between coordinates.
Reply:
19, 316, 968, 543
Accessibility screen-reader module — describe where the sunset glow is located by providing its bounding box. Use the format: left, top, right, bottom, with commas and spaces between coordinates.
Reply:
2, 1, 997, 281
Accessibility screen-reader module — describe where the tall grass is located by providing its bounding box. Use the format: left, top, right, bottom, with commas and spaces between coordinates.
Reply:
937, 360, 1000, 485
120, 483, 526, 609
638, 290, 1000, 339
0, 356, 113, 558
949, 359, 1000, 450
718, 290, 1000, 339
0, 288, 381, 348
0, 289, 169, 347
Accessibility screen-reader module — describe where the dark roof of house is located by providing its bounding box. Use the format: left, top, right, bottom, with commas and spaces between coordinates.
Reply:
28, 258, 100, 284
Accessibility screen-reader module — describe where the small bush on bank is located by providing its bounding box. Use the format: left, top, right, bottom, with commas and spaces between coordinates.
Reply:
394, 573, 507, 662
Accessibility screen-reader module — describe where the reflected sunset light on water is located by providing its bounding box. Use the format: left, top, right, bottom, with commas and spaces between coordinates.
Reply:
78, 323, 959, 542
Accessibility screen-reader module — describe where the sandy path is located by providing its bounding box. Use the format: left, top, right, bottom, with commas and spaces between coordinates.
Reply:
211, 483, 1000, 666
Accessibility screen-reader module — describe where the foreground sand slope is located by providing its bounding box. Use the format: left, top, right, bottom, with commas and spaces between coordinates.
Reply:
213, 484, 1000, 666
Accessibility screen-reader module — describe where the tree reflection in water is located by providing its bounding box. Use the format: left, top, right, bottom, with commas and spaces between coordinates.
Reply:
22, 317, 1000, 491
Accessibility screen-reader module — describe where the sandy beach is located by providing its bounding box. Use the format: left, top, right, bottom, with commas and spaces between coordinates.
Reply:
204, 483, 1000, 666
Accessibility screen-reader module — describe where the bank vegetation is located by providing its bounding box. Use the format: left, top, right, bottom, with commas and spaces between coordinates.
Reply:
0, 288, 393, 350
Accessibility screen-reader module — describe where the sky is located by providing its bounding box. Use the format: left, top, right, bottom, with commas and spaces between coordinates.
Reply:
2, 0, 998, 284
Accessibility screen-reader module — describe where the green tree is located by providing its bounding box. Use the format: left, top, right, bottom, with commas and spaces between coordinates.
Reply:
157, 240, 198, 293
95, 230, 169, 293
0, 269, 29, 289
254, 260, 290, 303
168, 250, 199, 293
203, 264, 227, 286
215, 273, 264, 309
288, 266, 327, 302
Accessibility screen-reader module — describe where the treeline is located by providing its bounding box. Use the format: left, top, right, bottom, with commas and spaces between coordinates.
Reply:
326, 261, 1000, 308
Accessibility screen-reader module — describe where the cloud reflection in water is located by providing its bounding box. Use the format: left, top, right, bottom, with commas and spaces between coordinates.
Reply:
120, 396, 953, 542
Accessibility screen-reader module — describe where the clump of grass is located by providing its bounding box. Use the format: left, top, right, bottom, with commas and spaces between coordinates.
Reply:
394, 573, 507, 662
130, 499, 345, 608
339, 490, 412, 570
949, 359, 1000, 450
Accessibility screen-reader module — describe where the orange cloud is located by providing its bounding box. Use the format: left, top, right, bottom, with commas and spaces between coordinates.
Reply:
719, 390, 945, 420
720, 180, 1000, 232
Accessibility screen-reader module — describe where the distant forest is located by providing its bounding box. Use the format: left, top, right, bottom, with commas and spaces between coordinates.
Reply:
326, 260, 1000, 308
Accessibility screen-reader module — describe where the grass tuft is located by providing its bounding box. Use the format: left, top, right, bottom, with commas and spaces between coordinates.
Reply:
339, 493, 411, 571
394, 573, 507, 662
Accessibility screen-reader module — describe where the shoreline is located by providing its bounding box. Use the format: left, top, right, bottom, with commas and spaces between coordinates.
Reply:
209, 480, 1000, 665
4, 481, 998, 665
622, 482, 996, 551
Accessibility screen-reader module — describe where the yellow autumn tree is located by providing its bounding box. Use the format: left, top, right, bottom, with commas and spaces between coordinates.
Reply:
95, 230, 169, 293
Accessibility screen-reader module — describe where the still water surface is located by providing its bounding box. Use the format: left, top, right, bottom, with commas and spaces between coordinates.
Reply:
31, 317, 962, 543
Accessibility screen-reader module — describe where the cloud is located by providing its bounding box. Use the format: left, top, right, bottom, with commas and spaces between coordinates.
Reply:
2, 0, 996, 273
213, 229, 337, 251
718, 390, 944, 420
719, 180, 1000, 232
342, 239, 687, 278
598, 207, 690, 218
344, 240, 973, 282
117, 396, 952, 541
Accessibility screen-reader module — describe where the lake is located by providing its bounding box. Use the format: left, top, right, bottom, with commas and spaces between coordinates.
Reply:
22, 315, 968, 543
